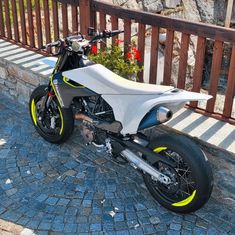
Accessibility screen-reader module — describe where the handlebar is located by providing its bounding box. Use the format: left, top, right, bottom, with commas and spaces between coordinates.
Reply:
41, 40, 62, 50
89, 29, 124, 43
40, 28, 124, 54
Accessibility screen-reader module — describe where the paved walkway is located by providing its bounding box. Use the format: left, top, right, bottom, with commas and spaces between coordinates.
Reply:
166, 108, 235, 155
0, 93, 235, 235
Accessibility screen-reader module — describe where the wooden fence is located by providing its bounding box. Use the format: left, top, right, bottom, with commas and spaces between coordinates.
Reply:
0, 0, 234, 124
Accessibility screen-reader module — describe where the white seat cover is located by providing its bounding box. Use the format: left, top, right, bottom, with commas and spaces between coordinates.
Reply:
63, 64, 211, 135
63, 64, 173, 95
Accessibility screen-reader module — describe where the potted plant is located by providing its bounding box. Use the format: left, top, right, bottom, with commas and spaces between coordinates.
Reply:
89, 40, 143, 81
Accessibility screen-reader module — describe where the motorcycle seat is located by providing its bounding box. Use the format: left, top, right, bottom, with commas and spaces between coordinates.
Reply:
63, 64, 174, 96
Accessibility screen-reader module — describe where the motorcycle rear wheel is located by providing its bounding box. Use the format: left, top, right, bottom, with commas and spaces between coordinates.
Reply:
29, 85, 74, 144
143, 134, 213, 213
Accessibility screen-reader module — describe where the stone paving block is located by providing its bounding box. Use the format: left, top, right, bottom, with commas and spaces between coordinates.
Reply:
181, 229, 193, 235
51, 222, 65, 232
115, 221, 128, 231
77, 223, 89, 233
138, 216, 151, 226
127, 220, 139, 229
54, 205, 67, 215
65, 207, 78, 216
142, 224, 155, 234
116, 230, 130, 235
136, 210, 149, 219
82, 199, 92, 207
89, 215, 102, 224
155, 223, 167, 232
193, 226, 207, 235
45, 197, 59, 206
135, 203, 147, 211
103, 222, 114, 231
64, 223, 77, 233
38, 222, 51, 230
167, 230, 181, 235
170, 223, 182, 231
36, 231, 49, 235
129, 228, 144, 235
0, 92, 233, 235
26, 220, 41, 230
125, 212, 137, 221
76, 216, 88, 223
114, 212, 125, 222
91, 207, 102, 215
90, 223, 102, 232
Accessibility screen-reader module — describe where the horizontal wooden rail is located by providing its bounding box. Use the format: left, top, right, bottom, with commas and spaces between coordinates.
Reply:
92, 0, 235, 43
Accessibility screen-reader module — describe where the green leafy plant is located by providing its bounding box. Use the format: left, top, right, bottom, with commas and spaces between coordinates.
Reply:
88, 40, 143, 81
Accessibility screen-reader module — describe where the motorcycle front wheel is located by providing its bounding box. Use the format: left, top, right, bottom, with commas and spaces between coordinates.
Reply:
143, 134, 213, 213
29, 85, 74, 144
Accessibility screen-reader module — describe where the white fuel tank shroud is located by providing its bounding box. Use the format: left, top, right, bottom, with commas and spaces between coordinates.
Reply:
63, 64, 212, 135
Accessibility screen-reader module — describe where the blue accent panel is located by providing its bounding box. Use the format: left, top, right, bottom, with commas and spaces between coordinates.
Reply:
138, 108, 160, 130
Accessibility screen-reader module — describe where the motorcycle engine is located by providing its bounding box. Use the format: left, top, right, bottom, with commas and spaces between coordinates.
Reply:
79, 121, 107, 146
79, 122, 94, 143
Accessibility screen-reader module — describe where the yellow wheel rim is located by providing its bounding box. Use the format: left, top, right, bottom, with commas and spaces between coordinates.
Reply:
153, 146, 196, 207
58, 106, 64, 135
31, 99, 37, 126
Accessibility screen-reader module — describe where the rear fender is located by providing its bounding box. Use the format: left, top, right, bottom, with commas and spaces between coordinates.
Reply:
125, 89, 212, 135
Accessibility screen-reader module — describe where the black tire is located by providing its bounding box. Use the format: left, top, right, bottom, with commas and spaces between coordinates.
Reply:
29, 85, 74, 144
143, 134, 213, 213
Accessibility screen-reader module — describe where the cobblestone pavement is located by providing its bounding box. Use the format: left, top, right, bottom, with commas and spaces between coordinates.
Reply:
0, 92, 235, 235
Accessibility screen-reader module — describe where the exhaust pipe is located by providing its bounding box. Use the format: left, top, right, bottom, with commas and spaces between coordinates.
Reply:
121, 149, 171, 185
138, 106, 173, 130
75, 113, 122, 133
75, 113, 94, 123
157, 106, 173, 123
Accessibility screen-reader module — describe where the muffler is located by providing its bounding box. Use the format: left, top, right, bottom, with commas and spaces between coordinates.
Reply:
138, 106, 173, 130
121, 149, 171, 185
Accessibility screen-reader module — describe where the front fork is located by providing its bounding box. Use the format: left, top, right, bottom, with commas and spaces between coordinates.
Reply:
40, 84, 55, 121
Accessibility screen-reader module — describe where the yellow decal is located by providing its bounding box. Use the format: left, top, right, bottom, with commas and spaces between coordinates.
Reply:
58, 106, 64, 135
154, 146, 196, 207
63, 76, 85, 88
31, 99, 37, 126
154, 147, 167, 153
172, 190, 196, 207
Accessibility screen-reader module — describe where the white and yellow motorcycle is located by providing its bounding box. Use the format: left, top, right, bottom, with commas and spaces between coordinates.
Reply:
29, 28, 213, 213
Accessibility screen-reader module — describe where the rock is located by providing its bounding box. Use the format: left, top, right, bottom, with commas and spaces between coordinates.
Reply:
113, 0, 128, 5
142, 0, 163, 13
163, 0, 181, 9
16, 81, 30, 101
113, 0, 140, 9
4, 80, 16, 89
182, 0, 201, 22
196, 0, 227, 24
0, 67, 7, 79
0, 78, 4, 85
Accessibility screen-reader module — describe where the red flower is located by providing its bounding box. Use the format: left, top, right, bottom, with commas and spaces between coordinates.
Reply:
133, 48, 141, 61
127, 51, 132, 60
127, 47, 141, 61
91, 45, 98, 54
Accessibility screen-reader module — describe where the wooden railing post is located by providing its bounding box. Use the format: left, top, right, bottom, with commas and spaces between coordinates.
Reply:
79, 0, 91, 36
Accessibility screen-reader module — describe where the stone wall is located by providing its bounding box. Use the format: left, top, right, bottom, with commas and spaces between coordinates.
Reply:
0, 40, 50, 104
